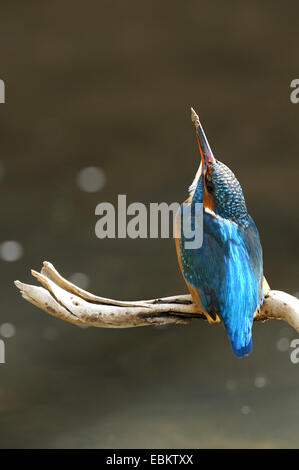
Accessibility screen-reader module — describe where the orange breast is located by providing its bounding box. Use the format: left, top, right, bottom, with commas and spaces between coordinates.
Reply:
203, 188, 214, 211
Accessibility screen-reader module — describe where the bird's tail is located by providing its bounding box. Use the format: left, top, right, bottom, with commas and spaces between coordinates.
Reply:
230, 336, 252, 357
229, 329, 252, 358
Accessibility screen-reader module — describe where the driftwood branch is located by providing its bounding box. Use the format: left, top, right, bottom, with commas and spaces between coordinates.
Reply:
14, 261, 299, 332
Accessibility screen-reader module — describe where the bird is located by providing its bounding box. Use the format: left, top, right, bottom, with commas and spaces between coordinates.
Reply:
175, 107, 268, 357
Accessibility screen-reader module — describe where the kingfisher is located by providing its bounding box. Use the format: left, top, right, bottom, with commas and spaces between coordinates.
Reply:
175, 107, 268, 357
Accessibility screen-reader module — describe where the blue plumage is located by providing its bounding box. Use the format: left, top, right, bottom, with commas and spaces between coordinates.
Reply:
177, 109, 264, 357
179, 206, 263, 356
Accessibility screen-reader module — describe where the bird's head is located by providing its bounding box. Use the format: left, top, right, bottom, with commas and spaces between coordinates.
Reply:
189, 107, 249, 227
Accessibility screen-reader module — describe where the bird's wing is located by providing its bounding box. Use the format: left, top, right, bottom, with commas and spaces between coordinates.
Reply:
240, 215, 264, 305
177, 207, 263, 356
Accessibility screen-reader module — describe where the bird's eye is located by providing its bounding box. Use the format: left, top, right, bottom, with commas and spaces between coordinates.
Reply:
205, 174, 214, 192
205, 163, 214, 192
206, 179, 214, 192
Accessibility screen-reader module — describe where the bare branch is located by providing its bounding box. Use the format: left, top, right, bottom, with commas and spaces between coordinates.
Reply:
14, 262, 299, 332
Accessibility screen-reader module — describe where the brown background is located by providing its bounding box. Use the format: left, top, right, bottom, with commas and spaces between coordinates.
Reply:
0, 0, 299, 448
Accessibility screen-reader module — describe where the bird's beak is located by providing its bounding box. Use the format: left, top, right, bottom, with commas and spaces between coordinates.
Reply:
191, 107, 215, 175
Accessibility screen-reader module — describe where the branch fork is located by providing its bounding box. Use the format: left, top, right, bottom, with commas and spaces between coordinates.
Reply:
14, 262, 299, 332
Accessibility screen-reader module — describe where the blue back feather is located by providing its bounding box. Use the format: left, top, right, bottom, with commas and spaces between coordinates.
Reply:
179, 202, 263, 357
